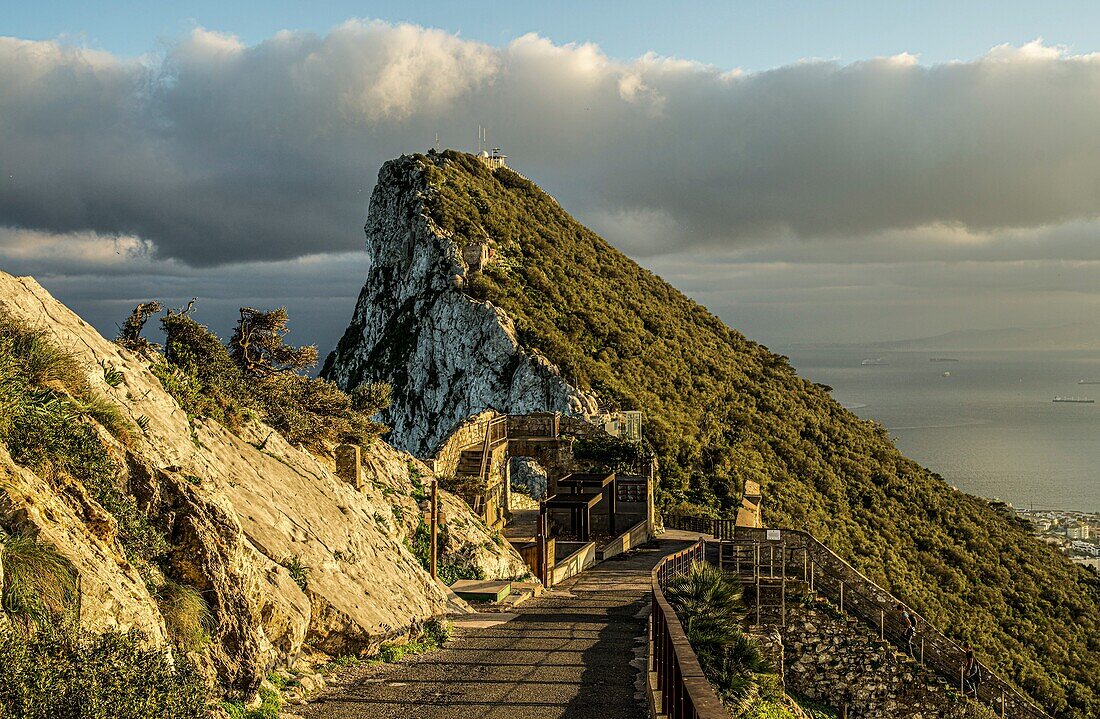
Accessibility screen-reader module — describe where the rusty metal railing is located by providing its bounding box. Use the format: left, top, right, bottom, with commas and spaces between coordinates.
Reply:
649, 540, 727, 719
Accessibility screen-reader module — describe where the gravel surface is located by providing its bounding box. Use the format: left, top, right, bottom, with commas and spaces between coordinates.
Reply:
298, 537, 694, 719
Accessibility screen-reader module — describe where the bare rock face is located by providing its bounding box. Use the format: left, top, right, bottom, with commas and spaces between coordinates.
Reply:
322, 155, 598, 457
0, 271, 527, 695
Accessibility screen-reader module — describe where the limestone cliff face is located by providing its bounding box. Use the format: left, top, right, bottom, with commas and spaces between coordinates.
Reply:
0, 271, 527, 695
322, 155, 597, 457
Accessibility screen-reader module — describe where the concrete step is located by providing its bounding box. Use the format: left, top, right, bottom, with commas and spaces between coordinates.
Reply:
499, 588, 535, 608
450, 579, 512, 603
511, 580, 544, 598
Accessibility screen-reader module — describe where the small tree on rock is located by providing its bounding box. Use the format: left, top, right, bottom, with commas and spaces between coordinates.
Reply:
350, 382, 392, 417
115, 301, 164, 351
229, 307, 317, 377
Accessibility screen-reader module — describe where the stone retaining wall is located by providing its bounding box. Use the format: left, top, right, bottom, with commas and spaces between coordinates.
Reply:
781, 605, 995, 719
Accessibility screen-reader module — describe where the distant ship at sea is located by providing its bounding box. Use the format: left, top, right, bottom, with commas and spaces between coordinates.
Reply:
1053, 396, 1095, 404
1079, 380, 1100, 385
861, 358, 887, 366
930, 358, 960, 362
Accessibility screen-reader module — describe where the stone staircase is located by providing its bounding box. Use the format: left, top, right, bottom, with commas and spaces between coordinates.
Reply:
449, 578, 543, 610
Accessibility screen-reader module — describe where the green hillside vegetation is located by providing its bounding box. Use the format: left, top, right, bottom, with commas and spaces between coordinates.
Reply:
417, 150, 1099, 717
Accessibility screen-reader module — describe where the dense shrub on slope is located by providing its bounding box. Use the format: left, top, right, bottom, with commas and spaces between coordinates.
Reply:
0, 622, 206, 719
418, 150, 1099, 717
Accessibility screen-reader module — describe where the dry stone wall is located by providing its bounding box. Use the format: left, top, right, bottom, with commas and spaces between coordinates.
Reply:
781, 604, 996, 719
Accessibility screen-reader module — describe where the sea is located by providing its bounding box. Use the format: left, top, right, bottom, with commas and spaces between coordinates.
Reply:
777, 348, 1100, 513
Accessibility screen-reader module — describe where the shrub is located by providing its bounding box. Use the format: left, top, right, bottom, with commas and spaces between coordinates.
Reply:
665, 562, 773, 710
154, 579, 214, 651
148, 302, 388, 452
350, 381, 392, 416
160, 310, 254, 428
252, 373, 385, 451
115, 300, 163, 351
0, 621, 208, 719
229, 307, 317, 376
572, 433, 646, 472
405, 519, 484, 586
0, 531, 78, 624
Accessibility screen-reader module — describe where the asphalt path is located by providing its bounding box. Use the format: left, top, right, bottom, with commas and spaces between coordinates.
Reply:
299, 535, 695, 719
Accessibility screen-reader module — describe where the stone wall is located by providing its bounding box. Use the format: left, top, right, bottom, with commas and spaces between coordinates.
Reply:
781, 604, 996, 719
426, 410, 498, 476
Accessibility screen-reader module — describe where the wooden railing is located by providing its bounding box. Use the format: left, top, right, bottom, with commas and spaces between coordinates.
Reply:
665, 516, 1051, 719
476, 415, 509, 486
649, 541, 727, 719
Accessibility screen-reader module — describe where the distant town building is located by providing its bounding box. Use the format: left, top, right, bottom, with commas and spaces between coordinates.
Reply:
1067, 522, 1090, 540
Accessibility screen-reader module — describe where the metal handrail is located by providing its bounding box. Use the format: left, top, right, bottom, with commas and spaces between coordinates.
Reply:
650, 541, 727, 719
665, 516, 1050, 719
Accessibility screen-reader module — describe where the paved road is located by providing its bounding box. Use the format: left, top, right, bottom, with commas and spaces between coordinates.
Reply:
299, 536, 695, 719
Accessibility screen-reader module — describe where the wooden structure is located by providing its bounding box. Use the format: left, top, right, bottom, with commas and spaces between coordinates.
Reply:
545, 492, 603, 541
557, 472, 618, 534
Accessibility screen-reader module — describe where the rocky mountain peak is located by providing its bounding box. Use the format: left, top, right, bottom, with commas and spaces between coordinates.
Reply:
322, 153, 597, 457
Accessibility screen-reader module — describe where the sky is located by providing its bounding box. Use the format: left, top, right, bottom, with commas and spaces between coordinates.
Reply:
2, 2, 1100, 353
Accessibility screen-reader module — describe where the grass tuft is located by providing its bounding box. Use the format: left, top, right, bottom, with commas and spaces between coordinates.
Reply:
0, 531, 78, 624
154, 579, 214, 652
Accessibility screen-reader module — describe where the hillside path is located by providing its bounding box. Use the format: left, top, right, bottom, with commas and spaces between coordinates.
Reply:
297, 533, 698, 719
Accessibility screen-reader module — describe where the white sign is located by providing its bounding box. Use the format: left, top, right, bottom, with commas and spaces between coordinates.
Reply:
766, 529, 781, 541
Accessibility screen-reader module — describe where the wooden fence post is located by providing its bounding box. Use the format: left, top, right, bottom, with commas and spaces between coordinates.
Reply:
430, 479, 439, 581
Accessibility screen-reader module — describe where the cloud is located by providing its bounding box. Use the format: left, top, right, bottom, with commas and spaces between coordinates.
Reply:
4, 23, 1100, 349
3, 24, 1100, 268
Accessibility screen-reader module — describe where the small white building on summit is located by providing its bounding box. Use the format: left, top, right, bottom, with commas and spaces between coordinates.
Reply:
477, 148, 508, 169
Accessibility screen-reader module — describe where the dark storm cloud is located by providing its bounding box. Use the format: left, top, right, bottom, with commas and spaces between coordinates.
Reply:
3, 25, 1100, 267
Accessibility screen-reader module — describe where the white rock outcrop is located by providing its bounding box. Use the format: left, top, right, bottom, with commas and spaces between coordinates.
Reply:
322, 155, 598, 457
0, 271, 527, 696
